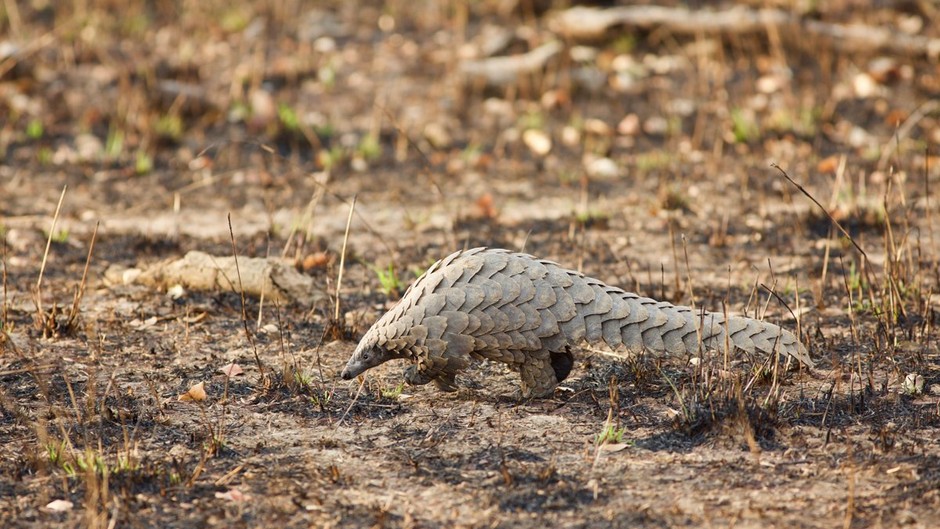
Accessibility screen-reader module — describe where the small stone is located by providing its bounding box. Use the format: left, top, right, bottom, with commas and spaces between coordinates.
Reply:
75, 133, 103, 161
617, 114, 640, 136
540, 89, 569, 109
583, 118, 611, 136
423, 123, 452, 150
122, 268, 143, 285
853, 73, 878, 98
167, 284, 185, 300
522, 129, 552, 157
757, 74, 784, 94
350, 156, 368, 172
898, 15, 922, 35
569, 45, 597, 62
846, 125, 872, 148
377, 14, 395, 32
643, 116, 668, 135
561, 126, 581, 147
313, 37, 336, 53
610, 54, 637, 72
611, 71, 637, 92
584, 155, 619, 179
249, 89, 276, 129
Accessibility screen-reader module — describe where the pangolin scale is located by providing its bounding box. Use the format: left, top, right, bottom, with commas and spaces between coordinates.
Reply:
341, 248, 813, 397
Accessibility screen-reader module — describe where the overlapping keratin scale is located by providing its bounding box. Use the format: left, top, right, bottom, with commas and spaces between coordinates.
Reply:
350, 247, 813, 396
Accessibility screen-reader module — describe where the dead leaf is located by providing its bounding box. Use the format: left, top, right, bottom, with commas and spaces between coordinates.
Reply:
884, 109, 908, 127
220, 363, 244, 377
215, 488, 251, 503
130, 316, 159, 330
302, 251, 331, 271
816, 155, 839, 174
475, 194, 498, 219
178, 382, 207, 402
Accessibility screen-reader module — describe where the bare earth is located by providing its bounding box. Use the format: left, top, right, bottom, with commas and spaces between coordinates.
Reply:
1, 1, 939, 528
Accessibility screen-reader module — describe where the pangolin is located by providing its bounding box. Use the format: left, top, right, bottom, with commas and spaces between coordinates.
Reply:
341, 248, 813, 397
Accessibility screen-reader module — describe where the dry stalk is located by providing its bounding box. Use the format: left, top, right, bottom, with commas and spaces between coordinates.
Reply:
334, 195, 357, 323
66, 220, 99, 332
228, 213, 266, 382
668, 219, 681, 303
1, 233, 7, 330
681, 234, 696, 312
34, 185, 68, 329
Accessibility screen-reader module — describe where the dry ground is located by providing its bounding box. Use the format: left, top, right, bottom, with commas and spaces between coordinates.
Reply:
2, 1, 939, 528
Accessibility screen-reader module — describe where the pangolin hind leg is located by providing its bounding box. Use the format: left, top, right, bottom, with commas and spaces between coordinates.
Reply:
518, 356, 560, 398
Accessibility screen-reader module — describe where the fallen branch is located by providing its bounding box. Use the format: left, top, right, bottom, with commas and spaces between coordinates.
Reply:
550, 5, 940, 59
109, 251, 327, 306
459, 40, 563, 86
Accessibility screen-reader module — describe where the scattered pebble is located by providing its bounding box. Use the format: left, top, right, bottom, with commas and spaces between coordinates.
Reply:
540, 89, 569, 109
611, 71, 638, 92
642, 116, 668, 135
522, 129, 552, 157
561, 125, 581, 146
583, 118, 611, 136
248, 89, 276, 129
617, 114, 640, 136
583, 155, 619, 179
569, 45, 598, 62
350, 156, 368, 172
852, 73, 878, 98
166, 284, 185, 300
423, 123, 452, 150
75, 133, 103, 161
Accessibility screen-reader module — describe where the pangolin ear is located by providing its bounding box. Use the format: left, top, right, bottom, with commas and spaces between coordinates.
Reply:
359, 345, 388, 369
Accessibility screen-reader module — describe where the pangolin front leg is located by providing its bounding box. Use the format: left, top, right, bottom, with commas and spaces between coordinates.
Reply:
404, 364, 459, 392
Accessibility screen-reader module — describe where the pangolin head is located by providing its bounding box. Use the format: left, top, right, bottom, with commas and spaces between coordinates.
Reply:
340, 326, 409, 380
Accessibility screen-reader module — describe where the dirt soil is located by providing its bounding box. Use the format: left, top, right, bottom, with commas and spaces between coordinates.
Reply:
2, 1, 940, 528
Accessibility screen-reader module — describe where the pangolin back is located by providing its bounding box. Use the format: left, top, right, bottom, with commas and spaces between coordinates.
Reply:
346, 248, 813, 397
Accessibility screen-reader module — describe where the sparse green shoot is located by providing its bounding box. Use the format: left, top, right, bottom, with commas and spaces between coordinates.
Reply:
374, 263, 403, 298
594, 424, 626, 445
731, 107, 759, 143
26, 119, 43, 139
380, 382, 405, 401
357, 134, 382, 161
